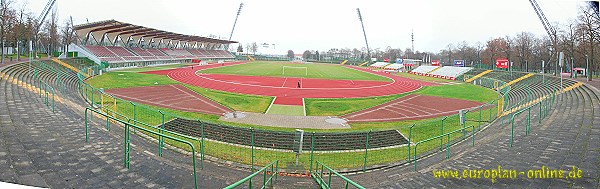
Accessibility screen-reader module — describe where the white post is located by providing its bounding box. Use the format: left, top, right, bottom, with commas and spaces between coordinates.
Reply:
586, 55, 590, 81
542, 60, 545, 83
29, 40, 32, 75
559, 52, 563, 100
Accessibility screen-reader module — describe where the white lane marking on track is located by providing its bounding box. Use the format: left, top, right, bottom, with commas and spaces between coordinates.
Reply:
347, 105, 484, 122
281, 77, 288, 87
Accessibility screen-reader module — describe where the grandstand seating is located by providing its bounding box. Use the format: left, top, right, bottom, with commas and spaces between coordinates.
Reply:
163, 118, 408, 151
427, 66, 472, 80
383, 63, 403, 70
410, 66, 439, 74
80, 45, 235, 63
129, 47, 155, 57
85, 45, 117, 57
369, 62, 390, 68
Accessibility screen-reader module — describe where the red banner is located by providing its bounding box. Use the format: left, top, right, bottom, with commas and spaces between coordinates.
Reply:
383, 58, 389, 62
496, 58, 509, 69
431, 60, 440, 66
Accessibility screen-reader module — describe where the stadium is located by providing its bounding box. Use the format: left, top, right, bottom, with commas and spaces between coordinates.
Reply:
0, 0, 599, 188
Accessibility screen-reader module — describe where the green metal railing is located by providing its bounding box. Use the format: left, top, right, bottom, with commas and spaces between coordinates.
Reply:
312, 160, 366, 189
38, 80, 55, 112
413, 125, 475, 171
509, 96, 552, 148
223, 160, 279, 189
84, 107, 199, 189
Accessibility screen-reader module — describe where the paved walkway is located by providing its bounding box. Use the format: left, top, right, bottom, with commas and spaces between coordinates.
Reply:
220, 112, 350, 129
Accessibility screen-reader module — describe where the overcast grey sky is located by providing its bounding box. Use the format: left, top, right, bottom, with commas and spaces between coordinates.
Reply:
19, 0, 584, 54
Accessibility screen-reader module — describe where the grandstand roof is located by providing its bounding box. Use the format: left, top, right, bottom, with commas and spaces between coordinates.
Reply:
74, 19, 237, 45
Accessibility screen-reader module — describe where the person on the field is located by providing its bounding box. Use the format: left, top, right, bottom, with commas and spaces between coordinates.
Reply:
297, 80, 301, 88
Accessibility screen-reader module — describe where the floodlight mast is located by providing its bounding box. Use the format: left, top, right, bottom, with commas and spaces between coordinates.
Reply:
227, 2, 243, 51
357, 8, 371, 62
527, 0, 559, 75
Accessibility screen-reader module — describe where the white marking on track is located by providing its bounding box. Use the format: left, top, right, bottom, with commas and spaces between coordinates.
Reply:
281, 77, 288, 87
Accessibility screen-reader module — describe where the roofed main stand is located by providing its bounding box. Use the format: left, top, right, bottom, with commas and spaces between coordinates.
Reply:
70, 19, 238, 65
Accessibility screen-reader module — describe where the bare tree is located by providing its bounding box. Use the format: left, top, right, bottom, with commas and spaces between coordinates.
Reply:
577, 3, 599, 80
250, 42, 258, 54
60, 19, 75, 57
287, 50, 294, 59
302, 50, 311, 59
0, 0, 14, 63
515, 32, 535, 71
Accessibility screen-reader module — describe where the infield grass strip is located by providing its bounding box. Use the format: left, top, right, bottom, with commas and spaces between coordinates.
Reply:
305, 93, 413, 116
86, 72, 180, 89
265, 104, 305, 116
185, 85, 273, 113
199, 61, 391, 82
415, 83, 497, 103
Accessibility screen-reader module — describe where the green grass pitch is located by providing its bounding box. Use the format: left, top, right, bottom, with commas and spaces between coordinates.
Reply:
199, 61, 391, 81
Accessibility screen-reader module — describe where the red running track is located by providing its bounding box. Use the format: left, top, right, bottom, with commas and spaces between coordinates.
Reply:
143, 62, 438, 105
106, 84, 232, 115
344, 94, 485, 122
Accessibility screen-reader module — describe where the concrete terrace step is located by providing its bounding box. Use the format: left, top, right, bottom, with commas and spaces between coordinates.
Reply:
0, 63, 252, 188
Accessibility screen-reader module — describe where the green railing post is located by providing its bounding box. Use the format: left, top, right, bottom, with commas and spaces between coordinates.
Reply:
310, 132, 315, 175
249, 130, 256, 172
539, 99, 543, 123
440, 116, 447, 151
250, 128, 255, 186
275, 160, 279, 180
85, 108, 89, 143
125, 114, 131, 169
51, 87, 55, 113
363, 130, 371, 172
446, 134, 450, 159
526, 106, 530, 135
200, 121, 205, 169
91, 87, 95, 107
130, 101, 137, 134
489, 100, 495, 121
407, 124, 416, 162
158, 110, 165, 157
478, 106, 483, 130
472, 125, 475, 146
510, 109, 524, 148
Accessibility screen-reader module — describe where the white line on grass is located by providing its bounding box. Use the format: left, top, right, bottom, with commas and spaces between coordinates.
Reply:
265, 97, 276, 114
302, 98, 306, 116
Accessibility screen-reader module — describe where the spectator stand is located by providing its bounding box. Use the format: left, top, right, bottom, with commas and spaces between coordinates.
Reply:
69, 20, 238, 69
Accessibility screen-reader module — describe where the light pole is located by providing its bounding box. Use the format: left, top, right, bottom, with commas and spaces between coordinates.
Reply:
357, 8, 371, 62
227, 3, 244, 51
